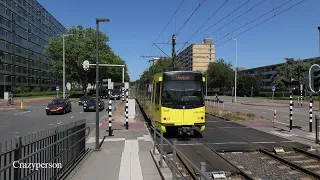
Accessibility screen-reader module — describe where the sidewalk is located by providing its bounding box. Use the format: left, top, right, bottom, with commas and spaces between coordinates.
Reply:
238, 119, 320, 148
65, 101, 162, 180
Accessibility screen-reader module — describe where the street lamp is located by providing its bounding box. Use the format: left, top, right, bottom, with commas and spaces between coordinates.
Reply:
95, 18, 110, 151
318, 26, 320, 57
63, 33, 73, 99
230, 38, 237, 102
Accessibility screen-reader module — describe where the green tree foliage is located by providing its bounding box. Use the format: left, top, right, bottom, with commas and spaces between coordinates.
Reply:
237, 75, 260, 96
275, 58, 311, 90
139, 57, 181, 82
44, 25, 129, 91
206, 59, 233, 92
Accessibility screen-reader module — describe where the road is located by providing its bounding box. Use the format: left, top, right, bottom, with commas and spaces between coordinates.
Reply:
0, 99, 120, 143
205, 96, 320, 131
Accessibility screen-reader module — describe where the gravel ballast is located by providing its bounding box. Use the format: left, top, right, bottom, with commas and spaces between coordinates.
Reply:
221, 152, 314, 180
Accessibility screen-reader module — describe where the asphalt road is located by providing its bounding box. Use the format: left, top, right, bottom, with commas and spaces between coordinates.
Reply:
0, 99, 121, 143
205, 98, 320, 130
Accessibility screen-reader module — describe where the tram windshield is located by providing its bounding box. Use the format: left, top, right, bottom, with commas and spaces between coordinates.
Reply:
161, 80, 204, 108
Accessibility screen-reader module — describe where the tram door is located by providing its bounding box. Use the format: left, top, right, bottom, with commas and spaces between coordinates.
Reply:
154, 82, 162, 123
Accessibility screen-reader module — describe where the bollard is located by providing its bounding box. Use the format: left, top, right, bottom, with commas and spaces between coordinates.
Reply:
160, 131, 163, 168
200, 162, 206, 180
316, 115, 319, 144
153, 127, 157, 154
125, 89, 129, 130
310, 93, 313, 132
172, 140, 177, 180
300, 90, 303, 107
289, 90, 293, 131
273, 110, 276, 124
20, 99, 24, 110
108, 99, 113, 136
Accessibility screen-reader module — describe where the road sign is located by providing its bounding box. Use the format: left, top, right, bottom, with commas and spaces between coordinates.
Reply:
272, 86, 276, 91
66, 82, 71, 91
83, 60, 89, 70
300, 84, 303, 91
124, 82, 129, 89
56, 86, 59, 91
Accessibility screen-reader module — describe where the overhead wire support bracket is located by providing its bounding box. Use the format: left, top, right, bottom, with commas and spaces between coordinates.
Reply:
153, 43, 171, 58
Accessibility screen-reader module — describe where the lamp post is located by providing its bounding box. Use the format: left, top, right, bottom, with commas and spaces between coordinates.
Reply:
230, 38, 237, 102
62, 33, 73, 99
318, 26, 320, 57
95, 18, 110, 151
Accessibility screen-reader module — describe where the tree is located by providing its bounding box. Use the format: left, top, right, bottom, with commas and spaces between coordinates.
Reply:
139, 57, 181, 82
237, 75, 260, 96
275, 58, 311, 91
206, 59, 233, 93
44, 25, 129, 92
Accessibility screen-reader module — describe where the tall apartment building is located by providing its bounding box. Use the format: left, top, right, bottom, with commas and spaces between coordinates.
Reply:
177, 38, 215, 72
0, 0, 67, 95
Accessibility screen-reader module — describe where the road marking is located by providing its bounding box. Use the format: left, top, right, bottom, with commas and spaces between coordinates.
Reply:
270, 131, 296, 137
49, 124, 53, 126
14, 111, 31, 115
57, 122, 62, 125
70, 116, 74, 119
252, 141, 276, 144
80, 112, 83, 114
284, 116, 289, 118
119, 140, 143, 180
267, 109, 273, 111
262, 112, 267, 114
274, 121, 290, 125
231, 107, 236, 109
244, 109, 249, 111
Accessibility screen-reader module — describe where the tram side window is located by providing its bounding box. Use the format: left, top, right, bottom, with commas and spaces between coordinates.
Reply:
155, 82, 160, 104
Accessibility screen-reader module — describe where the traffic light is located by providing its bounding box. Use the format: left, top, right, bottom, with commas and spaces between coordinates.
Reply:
313, 69, 320, 92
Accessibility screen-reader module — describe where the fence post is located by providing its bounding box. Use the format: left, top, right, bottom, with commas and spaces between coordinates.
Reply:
14, 137, 22, 180
153, 127, 156, 154
160, 131, 163, 168
172, 140, 177, 180
53, 130, 58, 180
310, 93, 313, 132
200, 162, 206, 180
316, 115, 319, 144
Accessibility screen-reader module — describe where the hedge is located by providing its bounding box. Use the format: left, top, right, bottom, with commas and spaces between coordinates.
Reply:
15, 91, 83, 97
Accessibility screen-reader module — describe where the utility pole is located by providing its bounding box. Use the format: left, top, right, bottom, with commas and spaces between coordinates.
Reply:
172, 34, 176, 68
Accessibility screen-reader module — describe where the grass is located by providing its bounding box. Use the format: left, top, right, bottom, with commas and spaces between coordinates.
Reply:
206, 106, 264, 121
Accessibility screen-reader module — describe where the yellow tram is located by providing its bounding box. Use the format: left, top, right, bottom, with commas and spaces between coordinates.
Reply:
148, 71, 206, 136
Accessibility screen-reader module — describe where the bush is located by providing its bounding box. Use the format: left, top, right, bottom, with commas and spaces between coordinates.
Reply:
15, 90, 83, 97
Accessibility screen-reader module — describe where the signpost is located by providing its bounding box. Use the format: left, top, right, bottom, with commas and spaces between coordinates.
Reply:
56, 86, 59, 98
272, 86, 276, 100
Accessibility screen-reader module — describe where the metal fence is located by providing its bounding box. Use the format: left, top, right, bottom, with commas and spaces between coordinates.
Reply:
0, 119, 88, 180
150, 126, 210, 180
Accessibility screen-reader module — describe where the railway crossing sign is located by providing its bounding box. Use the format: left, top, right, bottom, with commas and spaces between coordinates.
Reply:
272, 86, 276, 91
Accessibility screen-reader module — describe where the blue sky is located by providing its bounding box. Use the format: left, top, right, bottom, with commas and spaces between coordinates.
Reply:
38, 0, 320, 81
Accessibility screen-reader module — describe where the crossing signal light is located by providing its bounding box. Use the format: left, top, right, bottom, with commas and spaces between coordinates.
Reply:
313, 69, 320, 92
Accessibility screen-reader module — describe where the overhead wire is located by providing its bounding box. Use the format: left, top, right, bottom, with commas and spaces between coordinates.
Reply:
156, 0, 207, 56
200, 0, 268, 43
177, 0, 252, 54
215, 0, 306, 47
147, 0, 185, 56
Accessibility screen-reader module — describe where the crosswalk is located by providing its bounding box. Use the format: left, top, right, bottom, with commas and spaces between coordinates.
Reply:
86, 135, 151, 144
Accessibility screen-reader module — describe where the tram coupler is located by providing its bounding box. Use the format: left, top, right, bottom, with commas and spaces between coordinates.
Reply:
178, 127, 194, 136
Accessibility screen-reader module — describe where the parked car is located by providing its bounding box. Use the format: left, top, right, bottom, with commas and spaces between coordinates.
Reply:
110, 89, 121, 100
83, 98, 105, 112
46, 99, 72, 115
79, 96, 90, 105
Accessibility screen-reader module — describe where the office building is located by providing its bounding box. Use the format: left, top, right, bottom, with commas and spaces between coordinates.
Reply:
238, 57, 320, 90
177, 38, 215, 72
0, 0, 67, 95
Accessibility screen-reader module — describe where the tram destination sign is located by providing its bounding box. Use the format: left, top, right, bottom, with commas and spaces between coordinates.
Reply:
163, 72, 202, 81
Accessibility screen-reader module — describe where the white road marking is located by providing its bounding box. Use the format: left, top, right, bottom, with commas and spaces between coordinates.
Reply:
118, 140, 143, 180
70, 116, 74, 119
57, 122, 62, 125
231, 107, 236, 109
14, 111, 31, 115
49, 124, 53, 126
80, 112, 83, 114
284, 116, 289, 118
262, 112, 267, 114
244, 109, 249, 111
270, 131, 296, 137
267, 109, 273, 111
